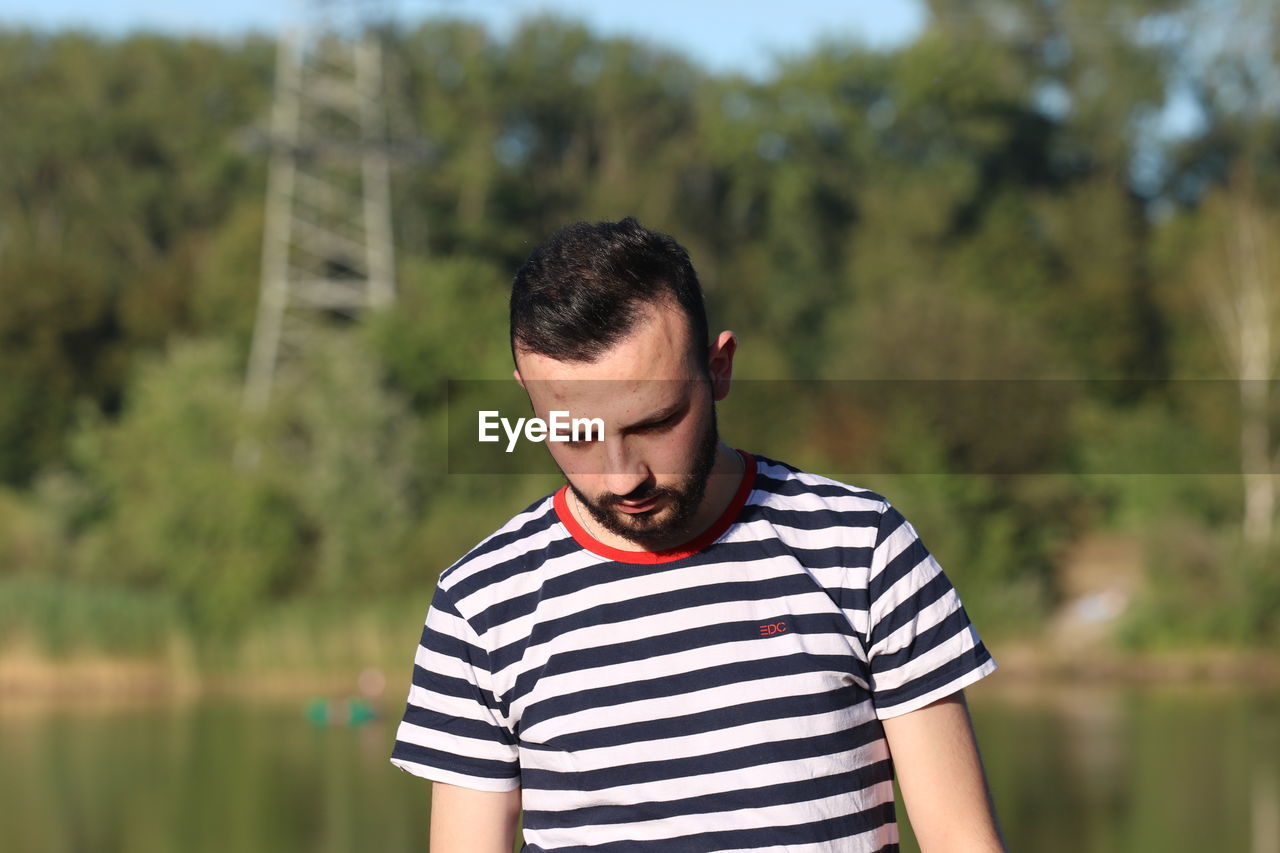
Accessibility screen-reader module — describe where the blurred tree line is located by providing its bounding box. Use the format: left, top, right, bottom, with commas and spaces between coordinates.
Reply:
1, 0, 1278, 661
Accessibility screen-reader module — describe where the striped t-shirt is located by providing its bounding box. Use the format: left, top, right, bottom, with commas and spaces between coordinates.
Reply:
391, 452, 997, 852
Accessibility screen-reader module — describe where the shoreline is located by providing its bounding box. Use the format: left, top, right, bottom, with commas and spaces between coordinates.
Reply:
3, 644, 1279, 707
988, 641, 1280, 686
0, 647, 380, 709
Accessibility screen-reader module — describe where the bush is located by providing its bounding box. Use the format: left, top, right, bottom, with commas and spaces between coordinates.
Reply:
1120, 521, 1280, 649
0, 576, 180, 656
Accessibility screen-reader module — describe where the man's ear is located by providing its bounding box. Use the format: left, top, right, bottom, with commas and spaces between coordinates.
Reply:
513, 367, 525, 389
706, 330, 737, 402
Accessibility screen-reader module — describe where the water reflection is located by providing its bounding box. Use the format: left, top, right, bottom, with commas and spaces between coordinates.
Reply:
2, 685, 1277, 852
1, 700, 428, 853
898, 684, 1280, 853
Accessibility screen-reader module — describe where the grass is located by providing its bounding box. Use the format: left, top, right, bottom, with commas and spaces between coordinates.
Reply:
0, 575, 429, 697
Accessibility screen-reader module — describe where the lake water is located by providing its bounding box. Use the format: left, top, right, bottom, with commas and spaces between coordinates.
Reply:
4, 683, 1278, 852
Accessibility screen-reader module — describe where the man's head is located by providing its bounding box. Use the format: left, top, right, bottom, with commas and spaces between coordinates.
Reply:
510, 218, 736, 549
510, 217, 710, 370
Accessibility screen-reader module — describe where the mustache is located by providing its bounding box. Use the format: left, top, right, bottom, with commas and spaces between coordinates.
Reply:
602, 484, 670, 506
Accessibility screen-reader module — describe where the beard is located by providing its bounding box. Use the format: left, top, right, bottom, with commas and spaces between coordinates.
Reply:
568, 404, 721, 550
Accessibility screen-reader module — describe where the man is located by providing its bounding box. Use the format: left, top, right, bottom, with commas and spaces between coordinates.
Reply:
391, 218, 1007, 852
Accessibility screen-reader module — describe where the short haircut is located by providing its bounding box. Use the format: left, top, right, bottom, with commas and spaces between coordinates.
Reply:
510, 217, 710, 367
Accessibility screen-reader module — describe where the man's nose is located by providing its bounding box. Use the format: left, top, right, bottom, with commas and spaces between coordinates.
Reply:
602, 441, 651, 498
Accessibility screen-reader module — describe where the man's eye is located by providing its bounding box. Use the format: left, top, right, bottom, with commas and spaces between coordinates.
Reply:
637, 415, 676, 433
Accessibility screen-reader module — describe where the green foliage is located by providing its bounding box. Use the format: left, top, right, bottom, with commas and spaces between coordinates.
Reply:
367, 255, 515, 406
0, 576, 180, 656
1, 4, 1279, 655
1074, 397, 1241, 529
0, 250, 124, 484
67, 340, 310, 634
1120, 521, 1280, 648
0, 487, 63, 576
50, 334, 423, 637
261, 332, 424, 597
859, 425, 1076, 635
0, 30, 273, 484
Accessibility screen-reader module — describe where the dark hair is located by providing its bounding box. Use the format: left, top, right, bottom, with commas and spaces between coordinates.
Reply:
510, 217, 709, 367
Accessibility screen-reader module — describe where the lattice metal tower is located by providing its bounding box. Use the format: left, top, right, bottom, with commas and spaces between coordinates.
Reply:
243, 0, 396, 417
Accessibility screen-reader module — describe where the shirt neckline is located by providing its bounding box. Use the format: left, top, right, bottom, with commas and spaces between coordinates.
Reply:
553, 450, 756, 565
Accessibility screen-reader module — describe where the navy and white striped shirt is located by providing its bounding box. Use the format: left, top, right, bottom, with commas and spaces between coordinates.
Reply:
391, 452, 997, 852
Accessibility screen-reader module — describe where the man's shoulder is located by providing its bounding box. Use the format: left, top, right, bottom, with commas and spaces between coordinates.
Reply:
436, 491, 565, 595
750, 453, 889, 513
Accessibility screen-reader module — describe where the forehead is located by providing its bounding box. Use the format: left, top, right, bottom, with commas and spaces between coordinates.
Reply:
516, 302, 701, 418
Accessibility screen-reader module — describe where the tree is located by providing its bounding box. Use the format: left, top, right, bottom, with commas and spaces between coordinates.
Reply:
1190, 177, 1279, 544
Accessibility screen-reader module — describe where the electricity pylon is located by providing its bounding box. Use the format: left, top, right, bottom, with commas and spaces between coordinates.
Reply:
242, 1, 396, 422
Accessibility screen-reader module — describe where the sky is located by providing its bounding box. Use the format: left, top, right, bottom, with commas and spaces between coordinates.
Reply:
0, 0, 1206, 140
0, 0, 926, 77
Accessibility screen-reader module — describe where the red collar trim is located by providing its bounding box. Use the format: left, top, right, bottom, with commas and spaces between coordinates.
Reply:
553, 450, 756, 565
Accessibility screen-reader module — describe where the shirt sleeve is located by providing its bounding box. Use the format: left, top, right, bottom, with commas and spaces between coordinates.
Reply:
864, 501, 997, 720
389, 581, 521, 791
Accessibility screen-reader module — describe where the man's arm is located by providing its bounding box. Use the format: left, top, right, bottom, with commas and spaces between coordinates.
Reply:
880, 690, 1007, 853
429, 782, 521, 853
